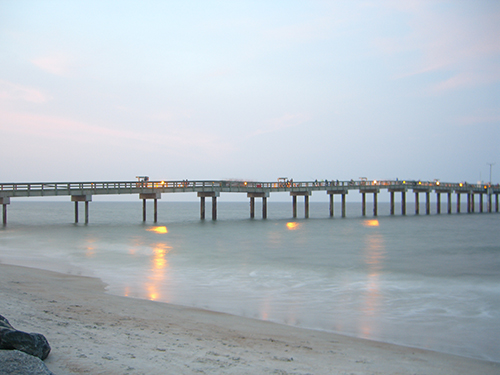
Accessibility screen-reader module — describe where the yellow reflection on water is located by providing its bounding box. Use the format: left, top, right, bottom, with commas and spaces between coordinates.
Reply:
359, 232, 386, 339
85, 237, 96, 258
144, 242, 172, 302
147, 226, 168, 234
363, 219, 379, 227
286, 222, 300, 230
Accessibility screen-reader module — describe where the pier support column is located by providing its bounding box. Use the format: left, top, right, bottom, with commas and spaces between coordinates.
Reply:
488, 192, 492, 213
402, 191, 406, 215
198, 192, 219, 220
212, 196, 217, 220
479, 194, 484, 213
436, 193, 441, 214
390, 191, 395, 215
200, 196, 205, 220
290, 192, 310, 219
247, 192, 269, 219
360, 189, 378, 217
304, 195, 309, 219
327, 190, 348, 218
415, 192, 419, 215
139, 193, 161, 222
426, 192, 430, 215
71, 195, 92, 224
1, 197, 10, 227
292, 195, 297, 218
447, 192, 452, 214
496, 193, 499, 213
250, 197, 255, 219
457, 193, 461, 213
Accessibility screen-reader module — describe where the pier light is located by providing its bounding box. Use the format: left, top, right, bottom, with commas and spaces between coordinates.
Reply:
373, 180, 377, 185
436, 181, 440, 186
459, 183, 463, 187
244, 181, 247, 186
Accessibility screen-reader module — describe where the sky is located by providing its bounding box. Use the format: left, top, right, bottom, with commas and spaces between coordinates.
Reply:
1, 0, 499, 190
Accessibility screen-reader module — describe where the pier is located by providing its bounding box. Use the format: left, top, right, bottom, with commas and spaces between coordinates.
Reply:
1, 179, 499, 226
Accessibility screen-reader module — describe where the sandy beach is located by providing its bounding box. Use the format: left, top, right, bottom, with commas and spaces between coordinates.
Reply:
0, 263, 498, 375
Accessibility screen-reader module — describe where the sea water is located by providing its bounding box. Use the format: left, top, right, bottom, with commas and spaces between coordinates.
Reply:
0, 201, 499, 362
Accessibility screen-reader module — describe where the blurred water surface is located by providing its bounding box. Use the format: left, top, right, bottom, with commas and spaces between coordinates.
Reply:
1, 201, 499, 362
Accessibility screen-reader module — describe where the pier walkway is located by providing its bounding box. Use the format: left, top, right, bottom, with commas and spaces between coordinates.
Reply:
1, 179, 499, 225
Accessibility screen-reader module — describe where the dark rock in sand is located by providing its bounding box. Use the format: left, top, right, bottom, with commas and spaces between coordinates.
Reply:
0, 315, 51, 360
0, 350, 54, 375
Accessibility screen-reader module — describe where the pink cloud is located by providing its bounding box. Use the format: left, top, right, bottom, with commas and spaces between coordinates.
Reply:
0, 110, 235, 157
375, 3, 500, 91
0, 80, 52, 103
31, 53, 74, 76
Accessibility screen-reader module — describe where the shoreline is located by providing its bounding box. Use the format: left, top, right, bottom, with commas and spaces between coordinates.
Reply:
1, 262, 498, 375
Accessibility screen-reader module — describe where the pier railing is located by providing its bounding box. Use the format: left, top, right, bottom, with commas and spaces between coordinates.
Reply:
1, 179, 499, 198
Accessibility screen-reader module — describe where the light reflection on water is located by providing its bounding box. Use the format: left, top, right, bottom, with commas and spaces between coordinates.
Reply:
359, 227, 386, 339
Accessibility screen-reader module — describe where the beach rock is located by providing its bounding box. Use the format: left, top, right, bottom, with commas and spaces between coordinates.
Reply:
0, 350, 54, 375
0, 315, 51, 360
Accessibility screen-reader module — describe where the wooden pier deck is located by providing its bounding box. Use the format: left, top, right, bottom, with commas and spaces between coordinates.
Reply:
1, 179, 499, 225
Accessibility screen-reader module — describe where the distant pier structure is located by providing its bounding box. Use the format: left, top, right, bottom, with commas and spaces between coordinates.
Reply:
1, 178, 499, 226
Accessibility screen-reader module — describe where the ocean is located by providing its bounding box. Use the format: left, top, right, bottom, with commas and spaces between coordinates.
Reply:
1, 200, 499, 362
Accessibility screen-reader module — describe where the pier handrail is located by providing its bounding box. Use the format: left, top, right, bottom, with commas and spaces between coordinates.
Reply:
1, 179, 499, 198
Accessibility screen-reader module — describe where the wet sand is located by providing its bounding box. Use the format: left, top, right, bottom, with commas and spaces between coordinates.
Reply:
0, 263, 498, 375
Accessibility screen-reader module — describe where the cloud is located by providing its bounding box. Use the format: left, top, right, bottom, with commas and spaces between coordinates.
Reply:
0, 80, 52, 103
31, 53, 74, 76
0, 109, 235, 158
375, 2, 500, 91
